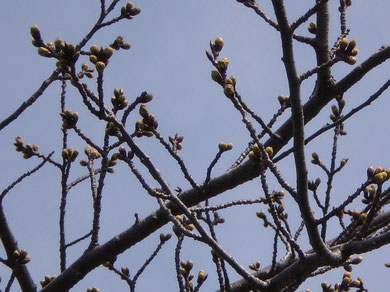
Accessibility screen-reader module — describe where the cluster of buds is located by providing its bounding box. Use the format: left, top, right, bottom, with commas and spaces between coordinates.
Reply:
80, 146, 102, 166
120, 266, 130, 280
345, 209, 367, 223
110, 35, 131, 51
89, 45, 114, 72
339, 0, 353, 10
308, 178, 321, 192
336, 38, 359, 65
105, 155, 118, 173
136, 91, 154, 103
60, 110, 79, 129
86, 288, 100, 292
343, 256, 364, 273
271, 190, 285, 205
223, 75, 236, 97
135, 104, 158, 137
308, 21, 317, 34
54, 41, 80, 71
106, 122, 122, 138
79, 63, 94, 79
210, 212, 225, 226
362, 184, 376, 204
311, 152, 320, 165
172, 215, 194, 235
321, 273, 363, 291
277, 94, 291, 108
248, 261, 261, 271
197, 270, 208, 286
248, 144, 273, 164
111, 88, 128, 110
113, 146, 134, 161
61, 147, 79, 163
40, 275, 56, 288
329, 97, 345, 122
14, 137, 38, 159
159, 233, 172, 243
218, 142, 233, 152
367, 166, 390, 184
30, 26, 80, 71
120, 2, 141, 19
13, 249, 30, 265
169, 134, 184, 152
256, 210, 268, 227
179, 260, 207, 290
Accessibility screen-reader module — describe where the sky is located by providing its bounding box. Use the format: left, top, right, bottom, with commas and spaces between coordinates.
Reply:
0, 0, 390, 291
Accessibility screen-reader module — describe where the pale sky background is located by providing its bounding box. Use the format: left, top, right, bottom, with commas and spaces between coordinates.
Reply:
1, 1, 390, 291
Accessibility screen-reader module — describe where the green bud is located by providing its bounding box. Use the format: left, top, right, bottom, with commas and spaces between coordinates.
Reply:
344, 56, 357, 65
30, 25, 42, 40
130, 7, 141, 16
103, 46, 114, 58
90, 45, 100, 56
308, 22, 317, 34
95, 61, 106, 72
38, 47, 52, 57
224, 84, 235, 96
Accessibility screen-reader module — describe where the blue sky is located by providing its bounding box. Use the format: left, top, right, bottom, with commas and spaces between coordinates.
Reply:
1, 0, 390, 291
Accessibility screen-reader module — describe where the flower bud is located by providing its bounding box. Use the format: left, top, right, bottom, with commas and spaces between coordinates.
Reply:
308, 22, 317, 34
30, 25, 42, 41
265, 146, 273, 157
214, 37, 224, 51
103, 46, 114, 58
197, 270, 208, 284
38, 47, 52, 57
130, 7, 141, 16
344, 56, 357, 65
339, 38, 349, 50
90, 45, 100, 56
211, 70, 223, 84
95, 61, 106, 72
224, 84, 235, 96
